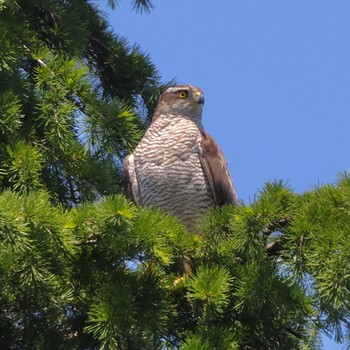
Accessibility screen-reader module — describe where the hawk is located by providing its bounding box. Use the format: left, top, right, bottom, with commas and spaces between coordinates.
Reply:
123, 85, 237, 231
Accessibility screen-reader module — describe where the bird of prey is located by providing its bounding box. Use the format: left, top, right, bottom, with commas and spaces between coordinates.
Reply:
123, 84, 237, 231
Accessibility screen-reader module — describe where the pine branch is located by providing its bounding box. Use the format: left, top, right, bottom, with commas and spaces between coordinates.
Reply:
22, 43, 47, 68
266, 240, 283, 256
262, 217, 291, 236
282, 325, 304, 340
75, 235, 98, 246
89, 35, 119, 60
262, 217, 291, 256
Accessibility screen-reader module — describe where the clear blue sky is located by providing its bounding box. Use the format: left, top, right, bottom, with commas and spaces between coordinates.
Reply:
100, 1, 350, 348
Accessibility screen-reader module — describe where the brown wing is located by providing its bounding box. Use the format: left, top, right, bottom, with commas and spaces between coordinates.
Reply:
200, 132, 238, 206
123, 154, 142, 206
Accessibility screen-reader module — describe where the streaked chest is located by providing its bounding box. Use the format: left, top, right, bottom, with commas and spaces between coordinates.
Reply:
133, 115, 210, 199
135, 116, 202, 168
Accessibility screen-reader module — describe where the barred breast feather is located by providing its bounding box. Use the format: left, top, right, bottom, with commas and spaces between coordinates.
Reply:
127, 114, 214, 230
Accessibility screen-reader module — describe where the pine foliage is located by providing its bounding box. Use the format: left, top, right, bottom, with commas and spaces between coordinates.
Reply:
0, 0, 165, 206
2, 177, 350, 348
0, 1, 349, 349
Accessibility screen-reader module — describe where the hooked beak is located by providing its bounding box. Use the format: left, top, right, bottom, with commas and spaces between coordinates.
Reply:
197, 92, 205, 105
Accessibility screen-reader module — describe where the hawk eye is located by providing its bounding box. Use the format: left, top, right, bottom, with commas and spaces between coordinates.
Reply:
178, 91, 188, 99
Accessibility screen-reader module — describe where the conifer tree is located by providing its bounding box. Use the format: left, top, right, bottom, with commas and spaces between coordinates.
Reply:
0, 0, 163, 206
0, 1, 349, 349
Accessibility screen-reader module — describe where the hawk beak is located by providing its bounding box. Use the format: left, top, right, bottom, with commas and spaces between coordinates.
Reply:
197, 93, 205, 105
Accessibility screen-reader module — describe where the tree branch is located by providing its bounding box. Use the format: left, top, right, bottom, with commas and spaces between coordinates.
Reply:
266, 240, 283, 256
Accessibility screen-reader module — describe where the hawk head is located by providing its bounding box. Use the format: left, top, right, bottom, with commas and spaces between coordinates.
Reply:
154, 85, 205, 122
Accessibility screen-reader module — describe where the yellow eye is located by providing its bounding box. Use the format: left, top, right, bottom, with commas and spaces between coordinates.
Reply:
178, 91, 188, 99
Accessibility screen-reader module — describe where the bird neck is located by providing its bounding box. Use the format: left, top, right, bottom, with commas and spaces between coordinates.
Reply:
152, 113, 204, 131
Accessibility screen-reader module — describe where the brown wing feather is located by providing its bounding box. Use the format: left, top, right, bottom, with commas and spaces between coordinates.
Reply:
200, 132, 238, 206
123, 155, 142, 206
